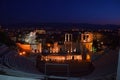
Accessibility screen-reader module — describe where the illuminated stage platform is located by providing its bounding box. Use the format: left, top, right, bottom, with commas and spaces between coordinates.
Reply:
40, 54, 90, 62
36, 54, 94, 77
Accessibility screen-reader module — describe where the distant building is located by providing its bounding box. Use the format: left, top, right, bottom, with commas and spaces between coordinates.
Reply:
36, 29, 46, 34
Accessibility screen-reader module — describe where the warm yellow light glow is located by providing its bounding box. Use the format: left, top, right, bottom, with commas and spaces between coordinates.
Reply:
52, 42, 59, 53
41, 55, 82, 62
74, 55, 82, 60
22, 51, 26, 55
47, 43, 51, 47
19, 51, 26, 56
16, 43, 31, 51
81, 32, 93, 52
84, 43, 93, 52
86, 54, 91, 60
73, 48, 76, 52
81, 32, 93, 43
37, 43, 42, 53
19, 52, 23, 55
17, 43, 42, 53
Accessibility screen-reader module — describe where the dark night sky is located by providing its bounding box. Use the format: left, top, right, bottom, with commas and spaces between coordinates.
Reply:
0, 0, 120, 25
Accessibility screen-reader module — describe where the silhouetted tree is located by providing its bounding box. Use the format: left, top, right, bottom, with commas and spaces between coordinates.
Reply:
0, 31, 16, 47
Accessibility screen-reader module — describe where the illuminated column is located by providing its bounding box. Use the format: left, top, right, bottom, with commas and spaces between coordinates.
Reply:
64, 33, 72, 53
65, 33, 72, 42
37, 43, 42, 53
68, 34, 70, 41
65, 34, 67, 42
